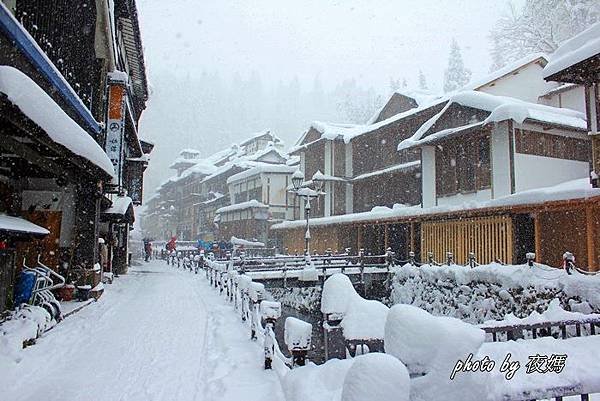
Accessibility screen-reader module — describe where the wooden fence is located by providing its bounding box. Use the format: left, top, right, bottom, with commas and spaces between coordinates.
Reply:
421, 215, 513, 265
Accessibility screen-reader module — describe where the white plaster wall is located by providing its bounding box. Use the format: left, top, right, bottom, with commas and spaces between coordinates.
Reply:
477, 62, 558, 103
421, 146, 436, 208
514, 154, 590, 192
436, 189, 492, 207
491, 122, 512, 199
539, 85, 586, 114
267, 173, 289, 206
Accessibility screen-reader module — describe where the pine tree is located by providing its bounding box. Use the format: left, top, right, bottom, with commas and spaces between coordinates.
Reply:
389, 78, 402, 94
443, 39, 472, 93
489, 36, 506, 72
418, 70, 428, 90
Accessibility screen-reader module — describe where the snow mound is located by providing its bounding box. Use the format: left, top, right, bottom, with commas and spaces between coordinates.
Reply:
341, 353, 410, 401
282, 358, 354, 401
322, 274, 389, 340
384, 304, 485, 375
342, 299, 389, 340
321, 274, 358, 315
0, 305, 52, 365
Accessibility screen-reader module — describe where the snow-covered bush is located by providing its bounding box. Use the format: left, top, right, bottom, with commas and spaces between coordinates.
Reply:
269, 287, 321, 314
392, 263, 600, 323
0, 305, 53, 365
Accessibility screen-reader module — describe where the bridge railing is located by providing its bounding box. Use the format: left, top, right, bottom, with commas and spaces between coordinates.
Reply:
202, 259, 314, 372
481, 317, 600, 342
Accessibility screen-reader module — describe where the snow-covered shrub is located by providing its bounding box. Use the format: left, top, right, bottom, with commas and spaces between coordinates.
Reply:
392, 263, 600, 324
341, 353, 410, 401
269, 287, 321, 314
0, 305, 53, 365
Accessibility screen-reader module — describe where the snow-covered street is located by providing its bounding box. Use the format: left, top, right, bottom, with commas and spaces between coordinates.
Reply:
0, 261, 284, 401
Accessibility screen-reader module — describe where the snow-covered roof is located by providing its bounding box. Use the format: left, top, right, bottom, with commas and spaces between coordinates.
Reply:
179, 148, 201, 156
227, 164, 297, 184
352, 160, 420, 181
0, 214, 49, 236
272, 178, 600, 230
230, 236, 265, 247
366, 89, 445, 124
0, 66, 115, 176
171, 160, 218, 183
538, 82, 580, 98
239, 130, 282, 146
544, 22, 600, 79
291, 101, 448, 152
398, 91, 587, 151
244, 143, 288, 162
216, 199, 268, 214
467, 53, 548, 91
105, 196, 133, 215
168, 156, 199, 170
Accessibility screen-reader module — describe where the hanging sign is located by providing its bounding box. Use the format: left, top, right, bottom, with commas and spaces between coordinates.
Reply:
105, 71, 128, 187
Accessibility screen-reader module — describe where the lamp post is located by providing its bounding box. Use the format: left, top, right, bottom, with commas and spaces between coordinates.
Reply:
290, 170, 325, 262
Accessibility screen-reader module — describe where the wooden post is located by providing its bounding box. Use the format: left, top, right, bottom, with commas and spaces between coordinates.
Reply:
384, 224, 389, 251
534, 213, 542, 263
409, 222, 415, 253
586, 205, 597, 271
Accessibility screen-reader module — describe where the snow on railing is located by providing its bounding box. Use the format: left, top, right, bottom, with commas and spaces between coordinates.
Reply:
320, 272, 600, 401
169, 256, 600, 400
201, 259, 316, 378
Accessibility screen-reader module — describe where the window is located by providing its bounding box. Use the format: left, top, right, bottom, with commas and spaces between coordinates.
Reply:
515, 129, 590, 162
436, 135, 491, 197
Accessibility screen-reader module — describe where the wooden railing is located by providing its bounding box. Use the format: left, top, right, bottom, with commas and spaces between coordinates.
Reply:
481, 317, 600, 342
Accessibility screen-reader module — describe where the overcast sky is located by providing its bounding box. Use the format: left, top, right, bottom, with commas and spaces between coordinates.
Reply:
136, 0, 519, 196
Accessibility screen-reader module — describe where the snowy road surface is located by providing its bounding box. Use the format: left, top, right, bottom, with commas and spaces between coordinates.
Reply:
1, 261, 285, 401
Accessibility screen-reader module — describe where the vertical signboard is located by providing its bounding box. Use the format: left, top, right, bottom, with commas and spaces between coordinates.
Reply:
105, 72, 128, 188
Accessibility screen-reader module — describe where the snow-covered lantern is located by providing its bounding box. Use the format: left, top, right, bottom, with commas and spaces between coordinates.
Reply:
260, 300, 282, 322
284, 317, 312, 367
311, 170, 325, 192
249, 282, 265, 303
291, 169, 305, 191
526, 252, 536, 267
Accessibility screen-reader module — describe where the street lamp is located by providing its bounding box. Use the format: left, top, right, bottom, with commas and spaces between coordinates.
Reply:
290, 169, 325, 262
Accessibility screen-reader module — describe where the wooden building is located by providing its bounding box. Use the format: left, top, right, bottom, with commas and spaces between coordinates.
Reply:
276, 55, 597, 270
543, 23, 600, 187
0, 0, 150, 309
144, 131, 292, 243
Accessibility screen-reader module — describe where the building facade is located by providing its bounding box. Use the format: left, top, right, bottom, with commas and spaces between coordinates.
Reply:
0, 0, 151, 310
